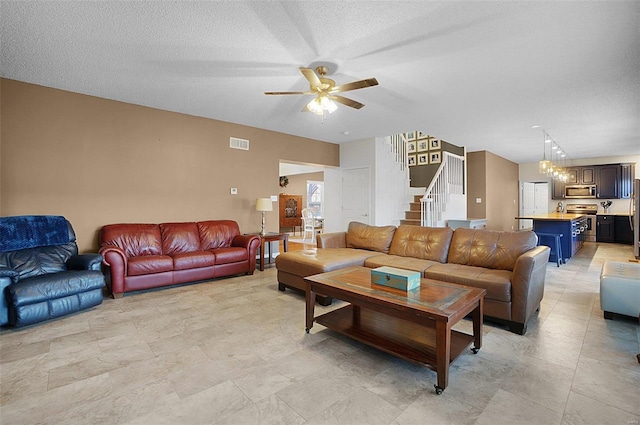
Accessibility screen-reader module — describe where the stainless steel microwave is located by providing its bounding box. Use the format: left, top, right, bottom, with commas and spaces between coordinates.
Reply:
565, 185, 596, 198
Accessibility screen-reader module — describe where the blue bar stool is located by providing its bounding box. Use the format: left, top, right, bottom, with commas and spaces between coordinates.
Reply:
535, 232, 564, 267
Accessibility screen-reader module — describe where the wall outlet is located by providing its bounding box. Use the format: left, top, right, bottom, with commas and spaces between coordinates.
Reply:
230, 188, 237, 195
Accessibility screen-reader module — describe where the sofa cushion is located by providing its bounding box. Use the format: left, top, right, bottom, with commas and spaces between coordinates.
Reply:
345, 222, 396, 254
198, 220, 241, 250
160, 222, 201, 255
100, 224, 163, 258
447, 228, 537, 271
425, 264, 512, 302
210, 247, 247, 265
9, 270, 105, 307
364, 254, 440, 274
0, 243, 76, 280
172, 251, 216, 270
276, 248, 378, 277
127, 255, 174, 276
388, 225, 453, 263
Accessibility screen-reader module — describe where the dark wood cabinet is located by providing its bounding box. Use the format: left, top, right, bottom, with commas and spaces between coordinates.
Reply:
596, 165, 620, 199
279, 194, 302, 230
565, 166, 595, 185
596, 215, 615, 242
552, 179, 565, 200
620, 163, 634, 199
614, 215, 633, 244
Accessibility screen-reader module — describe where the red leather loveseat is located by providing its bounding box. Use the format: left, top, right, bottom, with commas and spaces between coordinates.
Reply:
99, 220, 259, 298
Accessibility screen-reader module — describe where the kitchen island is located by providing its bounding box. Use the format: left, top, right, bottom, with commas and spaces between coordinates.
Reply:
515, 213, 587, 263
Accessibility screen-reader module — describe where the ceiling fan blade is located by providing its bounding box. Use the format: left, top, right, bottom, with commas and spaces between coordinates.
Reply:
264, 91, 313, 95
332, 78, 378, 93
330, 95, 365, 109
299, 67, 322, 89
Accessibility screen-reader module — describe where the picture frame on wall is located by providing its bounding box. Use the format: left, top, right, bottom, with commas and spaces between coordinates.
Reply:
417, 153, 428, 165
407, 154, 417, 166
429, 151, 442, 164
404, 131, 416, 140
417, 139, 428, 152
429, 139, 442, 150
416, 131, 428, 140
407, 141, 417, 153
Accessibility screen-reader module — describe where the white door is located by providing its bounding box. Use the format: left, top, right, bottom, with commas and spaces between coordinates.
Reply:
534, 183, 549, 214
520, 182, 535, 230
342, 167, 371, 228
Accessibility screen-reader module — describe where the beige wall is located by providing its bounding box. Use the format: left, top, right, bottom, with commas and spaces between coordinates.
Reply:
1, 79, 339, 251
467, 150, 519, 231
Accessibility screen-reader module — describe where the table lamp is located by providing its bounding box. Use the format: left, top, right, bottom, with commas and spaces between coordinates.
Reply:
256, 198, 273, 235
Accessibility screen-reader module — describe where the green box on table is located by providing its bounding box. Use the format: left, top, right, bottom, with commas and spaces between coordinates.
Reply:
371, 266, 420, 291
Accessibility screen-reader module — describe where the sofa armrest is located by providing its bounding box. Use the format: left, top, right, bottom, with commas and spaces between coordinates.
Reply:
511, 245, 551, 324
232, 234, 260, 273
0, 268, 17, 326
99, 246, 127, 296
67, 253, 103, 271
317, 232, 347, 249
0, 266, 19, 282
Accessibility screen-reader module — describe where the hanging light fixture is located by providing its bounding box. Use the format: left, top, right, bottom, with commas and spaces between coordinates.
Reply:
538, 131, 552, 174
306, 94, 337, 116
536, 128, 570, 181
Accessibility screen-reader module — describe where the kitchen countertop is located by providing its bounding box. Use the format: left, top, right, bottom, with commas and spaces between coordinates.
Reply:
515, 213, 586, 221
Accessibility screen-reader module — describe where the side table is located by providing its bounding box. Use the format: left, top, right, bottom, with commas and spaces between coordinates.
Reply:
253, 232, 289, 271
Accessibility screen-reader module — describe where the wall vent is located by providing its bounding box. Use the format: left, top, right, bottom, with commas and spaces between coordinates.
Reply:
230, 137, 249, 151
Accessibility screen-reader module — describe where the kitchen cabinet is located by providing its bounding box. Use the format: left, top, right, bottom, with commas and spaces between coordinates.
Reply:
596, 215, 615, 242
596, 165, 620, 199
620, 163, 635, 199
552, 179, 565, 200
614, 215, 633, 244
565, 166, 595, 185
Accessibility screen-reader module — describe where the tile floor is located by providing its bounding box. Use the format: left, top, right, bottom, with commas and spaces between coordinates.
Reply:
1, 242, 639, 425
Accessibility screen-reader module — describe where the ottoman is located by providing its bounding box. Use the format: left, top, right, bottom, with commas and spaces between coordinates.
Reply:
600, 261, 640, 319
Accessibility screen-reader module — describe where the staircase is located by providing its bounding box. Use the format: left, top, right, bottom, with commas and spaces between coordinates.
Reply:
400, 195, 424, 226
387, 133, 466, 228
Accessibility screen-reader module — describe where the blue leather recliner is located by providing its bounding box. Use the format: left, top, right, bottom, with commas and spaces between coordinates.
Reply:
0, 215, 105, 327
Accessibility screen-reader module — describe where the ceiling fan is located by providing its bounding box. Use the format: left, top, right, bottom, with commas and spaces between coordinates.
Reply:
264, 66, 378, 115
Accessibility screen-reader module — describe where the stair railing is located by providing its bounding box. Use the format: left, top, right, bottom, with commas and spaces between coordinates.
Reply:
420, 152, 465, 226
388, 133, 410, 175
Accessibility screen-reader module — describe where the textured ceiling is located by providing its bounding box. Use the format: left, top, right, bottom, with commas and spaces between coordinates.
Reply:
2, 1, 639, 164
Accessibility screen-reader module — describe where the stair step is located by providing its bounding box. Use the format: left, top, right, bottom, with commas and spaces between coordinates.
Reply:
400, 219, 422, 226
413, 195, 424, 203
405, 211, 421, 219
409, 202, 421, 211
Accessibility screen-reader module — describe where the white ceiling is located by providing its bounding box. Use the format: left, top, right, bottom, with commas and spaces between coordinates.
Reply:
2, 1, 639, 164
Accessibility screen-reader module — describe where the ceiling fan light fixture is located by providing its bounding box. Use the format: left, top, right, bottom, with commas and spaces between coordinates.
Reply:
307, 96, 337, 115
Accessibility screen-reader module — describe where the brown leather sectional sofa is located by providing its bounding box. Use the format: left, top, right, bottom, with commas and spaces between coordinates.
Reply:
276, 222, 550, 334
99, 220, 260, 298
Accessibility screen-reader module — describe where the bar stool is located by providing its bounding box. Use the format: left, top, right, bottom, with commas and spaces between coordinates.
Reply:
535, 232, 564, 267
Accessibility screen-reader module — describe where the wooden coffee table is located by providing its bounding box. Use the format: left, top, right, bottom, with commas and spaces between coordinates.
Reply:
304, 266, 486, 394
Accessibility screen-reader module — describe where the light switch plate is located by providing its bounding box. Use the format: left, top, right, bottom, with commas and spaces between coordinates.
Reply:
476, 198, 482, 203
270, 195, 278, 202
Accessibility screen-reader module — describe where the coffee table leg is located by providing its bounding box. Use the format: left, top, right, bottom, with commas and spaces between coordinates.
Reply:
434, 320, 450, 394
352, 305, 361, 327
471, 298, 483, 354
305, 282, 316, 333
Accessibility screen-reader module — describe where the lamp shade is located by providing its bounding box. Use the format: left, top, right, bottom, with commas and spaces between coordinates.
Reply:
256, 198, 273, 212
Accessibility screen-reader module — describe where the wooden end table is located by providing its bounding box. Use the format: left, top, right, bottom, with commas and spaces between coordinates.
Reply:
304, 266, 485, 394
256, 232, 289, 271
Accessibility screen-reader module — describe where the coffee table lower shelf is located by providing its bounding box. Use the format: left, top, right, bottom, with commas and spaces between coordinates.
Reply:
315, 304, 474, 369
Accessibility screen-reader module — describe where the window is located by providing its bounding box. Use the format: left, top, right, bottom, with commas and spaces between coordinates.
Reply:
307, 181, 323, 218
